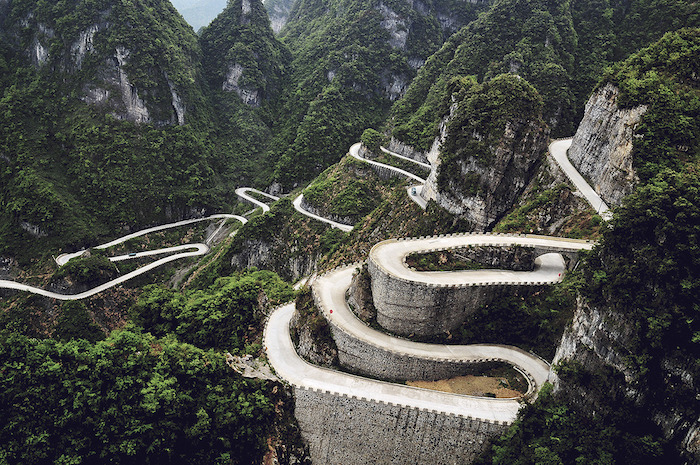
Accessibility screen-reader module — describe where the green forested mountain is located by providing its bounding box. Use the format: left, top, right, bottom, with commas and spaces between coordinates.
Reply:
477, 28, 700, 464
0, 0, 224, 257
1, 0, 699, 463
200, 0, 292, 185
267, 0, 493, 188
390, 0, 699, 151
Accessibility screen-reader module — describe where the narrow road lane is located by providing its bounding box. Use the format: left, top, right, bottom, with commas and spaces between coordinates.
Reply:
549, 139, 611, 220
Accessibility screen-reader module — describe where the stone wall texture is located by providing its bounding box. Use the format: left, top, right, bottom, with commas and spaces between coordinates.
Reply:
567, 83, 647, 206
293, 387, 507, 465
368, 237, 584, 337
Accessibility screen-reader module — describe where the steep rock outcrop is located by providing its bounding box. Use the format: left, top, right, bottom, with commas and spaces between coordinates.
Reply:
346, 264, 376, 323
200, 0, 289, 109
0, 0, 207, 126
290, 289, 338, 367
423, 75, 549, 230
567, 83, 646, 206
229, 239, 319, 282
553, 298, 699, 463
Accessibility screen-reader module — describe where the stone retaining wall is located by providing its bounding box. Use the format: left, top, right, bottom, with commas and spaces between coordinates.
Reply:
293, 386, 507, 465
369, 258, 539, 336
368, 234, 587, 337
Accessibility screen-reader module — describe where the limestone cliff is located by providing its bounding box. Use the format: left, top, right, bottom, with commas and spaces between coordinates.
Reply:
422, 75, 549, 230
290, 289, 338, 367
200, 0, 289, 109
552, 298, 699, 463
567, 83, 646, 206
0, 0, 208, 126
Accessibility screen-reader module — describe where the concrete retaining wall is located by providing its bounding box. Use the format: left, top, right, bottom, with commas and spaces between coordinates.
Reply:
293, 386, 507, 465
369, 258, 533, 337
329, 318, 506, 381
368, 234, 587, 337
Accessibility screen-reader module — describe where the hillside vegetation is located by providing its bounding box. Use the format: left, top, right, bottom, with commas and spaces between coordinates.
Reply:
390, 0, 699, 151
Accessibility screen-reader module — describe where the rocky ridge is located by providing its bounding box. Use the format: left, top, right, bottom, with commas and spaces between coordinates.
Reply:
567, 83, 646, 206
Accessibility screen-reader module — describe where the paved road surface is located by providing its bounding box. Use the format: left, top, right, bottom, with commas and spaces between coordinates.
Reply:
549, 139, 612, 220
265, 233, 592, 422
56, 214, 246, 265
371, 234, 593, 286
4, 215, 247, 299
380, 146, 431, 169
292, 194, 354, 232
265, 302, 523, 423
235, 187, 279, 213
350, 143, 426, 183
1, 244, 208, 300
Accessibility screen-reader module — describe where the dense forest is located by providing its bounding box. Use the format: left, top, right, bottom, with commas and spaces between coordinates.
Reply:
1, 0, 699, 463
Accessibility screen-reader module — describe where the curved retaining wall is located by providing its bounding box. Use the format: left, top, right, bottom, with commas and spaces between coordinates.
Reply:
368, 233, 589, 337
369, 258, 520, 336
311, 277, 539, 392
293, 386, 507, 465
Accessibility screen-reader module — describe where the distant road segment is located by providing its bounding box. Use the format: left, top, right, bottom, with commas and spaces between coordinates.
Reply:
235, 187, 279, 213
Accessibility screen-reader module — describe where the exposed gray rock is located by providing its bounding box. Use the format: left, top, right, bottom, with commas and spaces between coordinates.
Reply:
114, 46, 151, 123
32, 39, 49, 67
346, 264, 376, 323
299, 196, 355, 226
568, 83, 646, 206
290, 303, 338, 367
552, 298, 700, 463
166, 75, 186, 125
377, 3, 408, 50
424, 110, 548, 230
223, 63, 261, 107
381, 71, 408, 101
70, 24, 100, 69
230, 239, 319, 282
386, 138, 424, 163
20, 221, 47, 238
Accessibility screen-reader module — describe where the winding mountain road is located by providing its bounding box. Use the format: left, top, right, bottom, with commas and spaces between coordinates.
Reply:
549, 139, 612, 220
265, 301, 524, 424
235, 187, 279, 213
292, 194, 354, 232
264, 136, 609, 425
2, 214, 247, 299
55, 214, 247, 265
372, 234, 592, 286
1, 244, 208, 300
265, 234, 591, 423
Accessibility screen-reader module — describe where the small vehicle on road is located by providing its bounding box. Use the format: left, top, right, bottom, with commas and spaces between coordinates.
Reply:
411, 187, 417, 195
128, 252, 137, 257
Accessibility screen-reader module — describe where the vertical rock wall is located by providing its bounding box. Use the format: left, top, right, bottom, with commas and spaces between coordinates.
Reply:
567, 83, 647, 206
293, 387, 507, 465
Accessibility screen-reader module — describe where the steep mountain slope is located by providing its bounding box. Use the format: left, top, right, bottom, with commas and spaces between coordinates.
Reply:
478, 29, 700, 465
421, 73, 549, 230
199, 0, 292, 184
264, 0, 296, 33
268, 0, 493, 189
0, 0, 230, 258
390, 0, 699, 153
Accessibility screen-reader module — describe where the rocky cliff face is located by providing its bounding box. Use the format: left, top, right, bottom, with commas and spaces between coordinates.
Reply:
0, 0, 206, 126
200, 0, 289, 109
567, 83, 646, 206
422, 76, 549, 230
553, 298, 700, 463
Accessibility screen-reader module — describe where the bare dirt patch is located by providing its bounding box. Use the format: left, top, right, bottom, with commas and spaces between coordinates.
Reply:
407, 374, 524, 398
